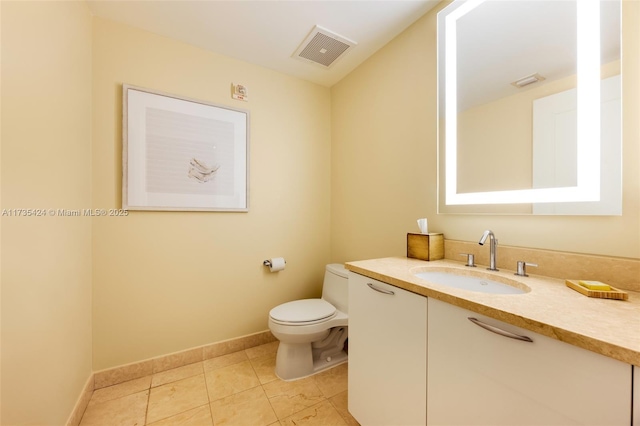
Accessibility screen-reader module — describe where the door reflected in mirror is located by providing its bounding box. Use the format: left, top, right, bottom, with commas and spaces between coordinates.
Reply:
437, 0, 622, 215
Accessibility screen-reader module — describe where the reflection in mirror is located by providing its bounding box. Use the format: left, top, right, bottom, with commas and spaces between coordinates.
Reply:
437, 0, 622, 215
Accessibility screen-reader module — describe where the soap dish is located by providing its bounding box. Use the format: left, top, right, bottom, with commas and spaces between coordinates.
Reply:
565, 280, 628, 301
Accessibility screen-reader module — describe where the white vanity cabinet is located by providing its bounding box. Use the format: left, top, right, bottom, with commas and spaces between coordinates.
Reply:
348, 272, 427, 426
427, 298, 631, 425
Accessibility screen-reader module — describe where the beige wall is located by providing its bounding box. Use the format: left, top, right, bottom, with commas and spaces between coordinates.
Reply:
330, 2, 444, 263
331, 0, 640, 262
1, 1, 93, 424
91, 18, 332, 370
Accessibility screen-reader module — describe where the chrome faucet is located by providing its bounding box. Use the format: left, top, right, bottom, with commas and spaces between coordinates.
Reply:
478, 230, 498, 271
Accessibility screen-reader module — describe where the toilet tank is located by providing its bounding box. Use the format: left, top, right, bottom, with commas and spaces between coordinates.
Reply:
322, 263, 349, 314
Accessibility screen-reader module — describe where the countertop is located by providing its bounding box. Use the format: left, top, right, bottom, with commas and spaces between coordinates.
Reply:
345, 257, 640, 366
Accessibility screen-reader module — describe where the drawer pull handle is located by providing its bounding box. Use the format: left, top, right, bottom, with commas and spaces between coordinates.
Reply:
468, 317, 533, 343
367, 282, 395, 295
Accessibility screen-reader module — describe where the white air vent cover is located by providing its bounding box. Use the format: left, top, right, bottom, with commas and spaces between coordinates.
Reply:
293, 25, 357, 68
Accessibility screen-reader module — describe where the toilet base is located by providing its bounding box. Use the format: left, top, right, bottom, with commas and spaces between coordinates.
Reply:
275, 326, 349, 381
311, 348, 348, 374
275, 343, 348, 381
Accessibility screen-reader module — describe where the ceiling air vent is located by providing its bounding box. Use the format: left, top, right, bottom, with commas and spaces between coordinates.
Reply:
293, 25, 357, 68
511, 73, 546, 88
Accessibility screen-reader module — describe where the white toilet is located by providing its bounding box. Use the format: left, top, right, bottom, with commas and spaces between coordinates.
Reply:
268, 263, 349, 381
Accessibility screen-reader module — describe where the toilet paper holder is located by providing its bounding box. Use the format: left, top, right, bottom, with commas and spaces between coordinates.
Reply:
263, 259, 286, 267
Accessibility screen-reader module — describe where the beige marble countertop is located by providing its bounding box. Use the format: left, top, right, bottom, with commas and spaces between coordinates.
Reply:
345, 257, 640, 366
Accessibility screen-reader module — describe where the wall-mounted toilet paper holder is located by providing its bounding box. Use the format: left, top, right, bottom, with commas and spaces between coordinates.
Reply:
263, 257, 287, 272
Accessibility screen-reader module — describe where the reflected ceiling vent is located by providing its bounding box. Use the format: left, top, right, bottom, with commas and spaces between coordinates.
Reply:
511, 73, 546, 88
293, 25, 357, 68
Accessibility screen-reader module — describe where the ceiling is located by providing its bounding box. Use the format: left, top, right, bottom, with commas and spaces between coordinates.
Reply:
86, 0, 441, 87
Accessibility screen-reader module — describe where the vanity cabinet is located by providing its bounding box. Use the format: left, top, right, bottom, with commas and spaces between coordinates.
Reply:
427, 298, 631, 425
348, 272, 427, 426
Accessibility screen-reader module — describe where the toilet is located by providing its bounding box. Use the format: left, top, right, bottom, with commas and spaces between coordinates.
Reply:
268, 263, 348, 381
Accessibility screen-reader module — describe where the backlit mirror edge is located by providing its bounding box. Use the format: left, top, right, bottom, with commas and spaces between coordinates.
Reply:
440, 0, 602, 208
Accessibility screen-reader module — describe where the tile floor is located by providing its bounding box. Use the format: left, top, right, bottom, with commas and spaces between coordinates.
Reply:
79, 342, 359, 426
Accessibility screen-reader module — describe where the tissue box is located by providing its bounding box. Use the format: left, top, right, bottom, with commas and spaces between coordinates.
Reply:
407, 233, 444, 261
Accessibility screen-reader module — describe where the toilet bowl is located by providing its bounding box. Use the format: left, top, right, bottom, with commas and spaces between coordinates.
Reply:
268, 264, 348, 381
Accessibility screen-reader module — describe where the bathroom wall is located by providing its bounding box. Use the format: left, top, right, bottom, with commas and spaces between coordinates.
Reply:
331, 1, 640, 263
1, 1, 93, 424
91, 18, 332, 370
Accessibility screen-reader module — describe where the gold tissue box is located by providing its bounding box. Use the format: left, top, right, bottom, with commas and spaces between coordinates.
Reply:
407, 233, 444, 261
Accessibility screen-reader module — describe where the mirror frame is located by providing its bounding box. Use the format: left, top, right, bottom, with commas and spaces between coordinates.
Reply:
439, 0, 601, 205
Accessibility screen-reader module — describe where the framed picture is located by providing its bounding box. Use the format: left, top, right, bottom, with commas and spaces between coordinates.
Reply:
123, 84, 249, 211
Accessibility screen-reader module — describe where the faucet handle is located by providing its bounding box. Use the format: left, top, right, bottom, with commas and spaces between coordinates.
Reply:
460, 253, 476, 267
515, 261, 538, 277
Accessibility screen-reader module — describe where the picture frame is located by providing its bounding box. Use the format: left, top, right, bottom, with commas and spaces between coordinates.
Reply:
123, 84, 250, 212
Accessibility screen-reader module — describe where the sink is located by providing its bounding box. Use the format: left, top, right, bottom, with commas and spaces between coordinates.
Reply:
412, 268, 529, 295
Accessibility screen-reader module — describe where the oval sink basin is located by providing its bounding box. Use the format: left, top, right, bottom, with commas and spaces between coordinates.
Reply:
413, 268, 529, 295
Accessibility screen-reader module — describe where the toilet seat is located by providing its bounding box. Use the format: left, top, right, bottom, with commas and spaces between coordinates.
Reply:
269, 299, 336, 326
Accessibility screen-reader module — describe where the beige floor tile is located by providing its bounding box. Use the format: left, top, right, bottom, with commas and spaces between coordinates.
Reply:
263, 377, 325, 419
146, 404, 213, 426
329, 391, 360, 426
203, 350, 248, 372
279, 400, 347, 426
152, 362, 204, 388
249, 354, 278, 384
245, 341, 279, 359
205, 360, 260, 401
210, 386, 277, 426
78, 341, 354, 426
147, 374, 209, 424
312, 363, 348, 398
90, 376, 151, 405
79, 390, 148, 426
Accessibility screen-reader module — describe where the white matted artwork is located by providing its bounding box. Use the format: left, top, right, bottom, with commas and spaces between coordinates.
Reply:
123, 85, 249, 211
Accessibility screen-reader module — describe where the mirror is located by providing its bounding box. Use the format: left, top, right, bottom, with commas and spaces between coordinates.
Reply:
437, 0, 622, 215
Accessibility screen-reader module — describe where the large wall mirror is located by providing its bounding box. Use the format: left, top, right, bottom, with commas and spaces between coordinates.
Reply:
437, 0, 622, 215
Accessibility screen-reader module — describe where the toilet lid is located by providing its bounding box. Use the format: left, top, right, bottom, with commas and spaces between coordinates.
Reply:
269, 299, 336, 324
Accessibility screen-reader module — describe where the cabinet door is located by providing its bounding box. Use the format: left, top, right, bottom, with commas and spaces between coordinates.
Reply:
348, 272, 427, 426
427, 298, 631, 425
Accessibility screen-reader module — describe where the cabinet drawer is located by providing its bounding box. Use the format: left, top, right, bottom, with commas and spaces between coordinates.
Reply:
428, 298, 631, 425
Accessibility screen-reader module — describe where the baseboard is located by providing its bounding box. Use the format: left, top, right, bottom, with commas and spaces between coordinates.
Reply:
93, 329, 276, 389
66, 373, 94, 426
